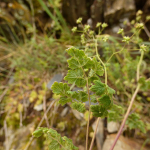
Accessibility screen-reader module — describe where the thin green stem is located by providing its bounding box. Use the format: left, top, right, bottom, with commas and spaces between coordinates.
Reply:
137, 50, 144, 81
106, 29, 141, 64
86, 78, 91, 150
107, 44, 126, 63
95, 39, 107, 85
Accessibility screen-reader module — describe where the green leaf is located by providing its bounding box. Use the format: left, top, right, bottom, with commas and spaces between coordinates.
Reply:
32, 128, 43, 137
108, 104, 124, 122
72, 91, 88, 102
98, 95, 111, 108
64, 69, 86, 87
68, 58, 80, 69
62, 136, 79, 150
90, 94, 97, 103
71, 102, 86, 113
51, 82, 70, 95
90, 80, 106, 95
67, 54, 93, 70
139, 77, 150, 91
66, 47, 85, 59
49, 141, 60, 150
48, 128, 63, 144
106, 86, 115, 96
88, 74, 99, 84
126, 113, 146, 133
59, 96, 72, 106
91, 57, 104, 76
90, 105, 108, 117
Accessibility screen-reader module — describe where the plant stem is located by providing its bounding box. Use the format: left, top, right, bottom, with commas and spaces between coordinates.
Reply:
109, 84, 140, 150
109, 50, 144, 150
89, 117, 100, 150
137, 50, 144, 81
86, 78, 91, 150
89, 39, 108, 150
95, 39, 107, 85
107, 45, 126, 63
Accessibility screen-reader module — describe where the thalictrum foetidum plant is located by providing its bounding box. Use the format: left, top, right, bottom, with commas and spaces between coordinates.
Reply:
33, 16, 150, 150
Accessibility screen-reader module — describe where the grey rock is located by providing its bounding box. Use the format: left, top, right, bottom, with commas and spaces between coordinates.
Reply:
107, 121, 120, 133
92, 118, 104, 150
34, 104, 43, 111
47, 73, 63, 90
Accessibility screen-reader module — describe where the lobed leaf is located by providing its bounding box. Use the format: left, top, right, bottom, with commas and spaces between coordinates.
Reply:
62, 136, 79, 150
67, 53, 93, 70
33, 128, 43, 138
51, 82, 70, 95
59, 96, 72, 106
106, 85, 115, 96
71, 102, 86, 113
66, 47, 85, 59
48, 141, 60, 150
98, 95, 111, 108
90, 80, 106, 95
90, 94, 97, 103
108, 104, 124, 122
72, 91, 88, 102
126, 113, 146, 133
64, 69, 86, 87
91, 57, 104, 76
90, 105, 108, 117
138, 77, 150, 91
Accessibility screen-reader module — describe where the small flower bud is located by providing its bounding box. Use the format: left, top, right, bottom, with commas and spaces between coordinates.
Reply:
76, 18, 82, 24
102, 23, 108, 28
96, 22, 101, 28
89, 30, 94, 36
140, 44, 147, 52
117, 28, 124, 34
131, 20, 135, 25
84, 25, 90, 32
136, 10, 143, 16
103, 36, 109, 42
122, 36, 130, 44
146, 16, 150, 21
72, 27, 77, 33
135, 23, 144, 29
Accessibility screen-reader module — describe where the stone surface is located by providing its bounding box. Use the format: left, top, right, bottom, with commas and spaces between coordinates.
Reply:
107, 121, 120, 133
102, 134, 148, 150
104, 0, 135, 24
90, 0, 104, 28
47, 73, 63, 90
72, 109, 83, 120
34, 104, 43, 111
62, 0, 88, 26
61, 107, 69, 117
4, 123, 41, 150
92, 118, 104, 150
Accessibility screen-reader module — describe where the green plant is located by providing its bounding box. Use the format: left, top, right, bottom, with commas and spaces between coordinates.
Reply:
33, 18, 150, 150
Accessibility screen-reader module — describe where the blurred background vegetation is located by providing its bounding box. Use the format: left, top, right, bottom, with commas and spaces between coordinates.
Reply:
0, 0, 150, 150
